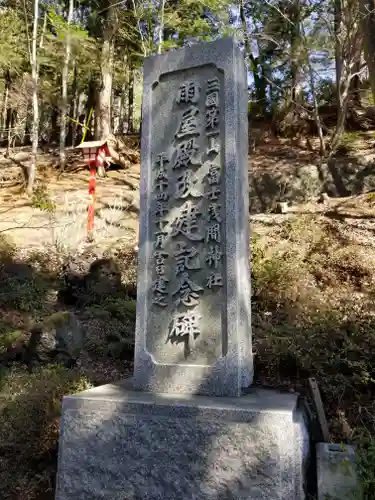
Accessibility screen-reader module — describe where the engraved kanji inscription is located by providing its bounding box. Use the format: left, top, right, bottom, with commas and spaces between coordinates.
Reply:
175, 106, 200, 139
155, 166, 168, 181
155, 263, 167, 275
167, 311, 201, 347
156, 192, 169, 201
206, 272, 223, 289
207, 136, 220, 156
205, 90, 219, 108
177, 81, 200, 105
170, 200, 203, 240
173, 138, 202, 170
153, 250, 168, 266
155, 176, 169, 194
207, 203, 222, 223
155, 219, 168, 231
173, 242, 201, 275
205, 245, 222, 269
207, 77, 220, 93
206, 223, 221, 243
154, 250, 169, 278
205, 106, 220, 132
205, 185, 221, 201
154, 200, 169, 218
152, 275, 169, 307
172, 272, 203, 307
154, 230, 168, 249
207, 163, 221, 185
154, 152, 170, 169
205, 77, 220, 134
174, 170, 203, 199
152, 294, 168, 307
152, 275, 169, 293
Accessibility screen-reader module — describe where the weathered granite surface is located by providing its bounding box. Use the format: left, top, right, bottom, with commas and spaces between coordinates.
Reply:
134, 36, 252, 397
55, 383, 309, 500
317, 443, 362, 500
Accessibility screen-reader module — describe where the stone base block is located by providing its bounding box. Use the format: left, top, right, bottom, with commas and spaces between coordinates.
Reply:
55, 381, 310, 500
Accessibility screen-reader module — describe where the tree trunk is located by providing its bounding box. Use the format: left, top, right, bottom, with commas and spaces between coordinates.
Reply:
60, 0, 74, 169
86, 78, 96, 142
1, 71, 10, 144
99, 37, 114, 140
157, 0, 166, 54
28, 0, 39, 196
290, 0, 302, 103
128, 66, 134, 134
98, 0, 117, 141
334, 0, 342, 104
51, 106, 59, 144
349, 60, 361, 105
360, 0, 375, 101
68, 64, 79, 146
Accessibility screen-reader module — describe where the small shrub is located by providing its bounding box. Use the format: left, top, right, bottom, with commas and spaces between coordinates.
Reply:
104, 336, 134, 359
0, 329, 26, 355
357, 436, 375, 498
31, 183, 56, 212
86, 297, 136, 323
0, 271, 50, 312
0, 365, 91, 499
337, 131, 361, 152
0, 234, 16, 261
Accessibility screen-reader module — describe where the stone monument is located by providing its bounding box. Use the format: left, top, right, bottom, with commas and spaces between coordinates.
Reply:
55, 37, 310, 500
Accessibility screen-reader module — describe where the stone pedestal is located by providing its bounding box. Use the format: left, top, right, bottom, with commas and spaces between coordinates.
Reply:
55, 382, 309, 500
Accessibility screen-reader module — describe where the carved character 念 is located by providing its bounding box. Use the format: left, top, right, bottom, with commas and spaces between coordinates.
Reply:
172, 272, 203, 307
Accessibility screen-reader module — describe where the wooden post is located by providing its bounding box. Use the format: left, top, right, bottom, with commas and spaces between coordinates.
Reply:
87, 165, 96, 240
87, 144, 107, 240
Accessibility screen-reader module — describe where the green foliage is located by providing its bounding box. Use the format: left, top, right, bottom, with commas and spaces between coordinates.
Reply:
316, 78, 337, 105
0, 261, 50, 313
0, 365, 91, 499
31, 183, 56, 212
357, 436, 375, 498
0, 329, 25, 355
86, 297, 136, 323
337, 132, 361, 151
0, 9, 27, 72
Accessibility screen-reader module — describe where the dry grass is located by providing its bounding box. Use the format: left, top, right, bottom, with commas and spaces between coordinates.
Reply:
252, 211, 375, 497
